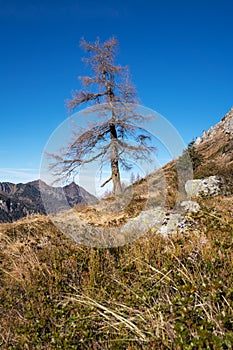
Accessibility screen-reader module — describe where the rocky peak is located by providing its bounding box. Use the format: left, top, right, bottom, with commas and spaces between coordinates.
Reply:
63, 181, 81, 198
28, 179, 49, 191
64, 181, 79, 189
221, 107, 233, 133
195, 106, 233, 145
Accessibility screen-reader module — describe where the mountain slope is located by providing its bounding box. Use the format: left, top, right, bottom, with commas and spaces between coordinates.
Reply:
73, 106, 233, 225
0, 107, 233, 348
193, 107, 233, 178
0, 180, 97, 223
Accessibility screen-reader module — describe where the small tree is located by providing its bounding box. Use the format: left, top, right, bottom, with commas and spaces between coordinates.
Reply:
130, 172, 136, 184
187, 141, 203, 170
51, 37, 155, 195
136, 173, 141, 182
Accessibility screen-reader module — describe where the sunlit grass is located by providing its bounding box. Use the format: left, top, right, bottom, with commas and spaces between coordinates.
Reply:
0, 197, 233, 349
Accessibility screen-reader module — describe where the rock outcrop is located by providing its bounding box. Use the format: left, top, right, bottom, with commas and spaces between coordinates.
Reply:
195, 107, 233, 144
185, 176, 222, 198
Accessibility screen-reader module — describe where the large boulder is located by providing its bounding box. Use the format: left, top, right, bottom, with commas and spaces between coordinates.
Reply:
185, 176, 221, 198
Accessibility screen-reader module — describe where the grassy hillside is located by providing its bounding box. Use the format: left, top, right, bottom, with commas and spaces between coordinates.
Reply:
1, 109, 232, 349
0, 195, 233, 349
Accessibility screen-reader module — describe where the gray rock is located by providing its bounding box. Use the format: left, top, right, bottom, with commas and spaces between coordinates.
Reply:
181, 200, 200, 213
157, 213, 183, 235
121, 208, 185, 236
185, 176, 221, 197
195, 136, 202, 145
121, 207, 165, 234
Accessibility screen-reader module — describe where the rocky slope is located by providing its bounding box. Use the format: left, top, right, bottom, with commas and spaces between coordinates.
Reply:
60, 106, 233, 240
194, 106, 233, 178
0, 180, 97, 223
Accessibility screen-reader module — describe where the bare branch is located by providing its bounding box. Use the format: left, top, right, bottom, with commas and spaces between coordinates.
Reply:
67, 91, 107, 110
100, 176, 112, 188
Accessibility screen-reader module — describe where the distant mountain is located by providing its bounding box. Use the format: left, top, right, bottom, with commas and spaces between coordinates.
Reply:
0, 180, 97, 223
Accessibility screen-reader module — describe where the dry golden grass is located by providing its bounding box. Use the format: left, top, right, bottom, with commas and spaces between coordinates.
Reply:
0, 194, 233, 349
0, 124, 232, 348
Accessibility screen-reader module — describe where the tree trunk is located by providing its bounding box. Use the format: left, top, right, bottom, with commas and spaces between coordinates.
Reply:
111, 156, 122, 195
109, 123, 122, 195
107, 86, 122, 195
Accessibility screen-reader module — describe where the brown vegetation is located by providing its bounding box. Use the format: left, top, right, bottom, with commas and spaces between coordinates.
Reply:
0, 194, 233, 348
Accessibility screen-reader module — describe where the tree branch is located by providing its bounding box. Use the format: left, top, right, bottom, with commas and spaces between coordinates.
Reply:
100, 176, 112, 188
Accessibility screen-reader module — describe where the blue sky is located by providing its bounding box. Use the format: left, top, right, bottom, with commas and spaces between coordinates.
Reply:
0, 0, 233, 185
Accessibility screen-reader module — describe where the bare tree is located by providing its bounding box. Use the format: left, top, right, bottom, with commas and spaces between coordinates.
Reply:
136, 173, 141, 182
50, 37, 155, 195
130, 172, 136, 184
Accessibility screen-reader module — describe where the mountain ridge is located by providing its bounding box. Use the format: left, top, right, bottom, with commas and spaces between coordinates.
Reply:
0, 179, 97, 223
